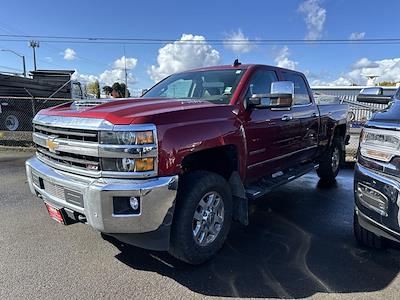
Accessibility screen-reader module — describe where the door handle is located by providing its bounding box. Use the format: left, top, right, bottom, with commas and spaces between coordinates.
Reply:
311, 112, 318, 117
281, 115, 293, 121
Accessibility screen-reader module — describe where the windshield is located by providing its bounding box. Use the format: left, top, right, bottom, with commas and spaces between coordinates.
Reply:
143, 69, 244, 104
395, 87, 400, 100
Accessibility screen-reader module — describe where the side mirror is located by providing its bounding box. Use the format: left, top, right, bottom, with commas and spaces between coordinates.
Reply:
357, 87, 392, 104
247, 81, 294, 109
359, 87, 383, 95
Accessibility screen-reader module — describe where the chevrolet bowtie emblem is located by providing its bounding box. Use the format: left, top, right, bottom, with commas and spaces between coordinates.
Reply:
46, 137, 59, 153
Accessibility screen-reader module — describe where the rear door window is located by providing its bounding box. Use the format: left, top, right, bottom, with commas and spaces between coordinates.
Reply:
282, 73, 312, 105
246, 70, 278, 97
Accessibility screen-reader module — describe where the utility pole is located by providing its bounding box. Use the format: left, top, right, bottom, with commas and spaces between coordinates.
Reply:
29, 40, 40, 71
123, 45, 128, 98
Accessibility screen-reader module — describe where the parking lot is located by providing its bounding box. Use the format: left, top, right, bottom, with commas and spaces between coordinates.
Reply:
1, 150, 400, 300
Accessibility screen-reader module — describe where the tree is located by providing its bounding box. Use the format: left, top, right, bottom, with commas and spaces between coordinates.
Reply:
120, 83, 130, 97
378, 81, 398, 87
102, 85, 113, 97
111, 82, 130, 98
87, 80, 101, 98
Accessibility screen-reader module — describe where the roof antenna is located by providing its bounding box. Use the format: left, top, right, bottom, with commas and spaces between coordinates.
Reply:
233, 59, 241, 67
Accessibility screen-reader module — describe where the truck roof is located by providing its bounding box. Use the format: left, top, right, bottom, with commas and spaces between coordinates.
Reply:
30, 70, 75, 76
180, 63, 304, 75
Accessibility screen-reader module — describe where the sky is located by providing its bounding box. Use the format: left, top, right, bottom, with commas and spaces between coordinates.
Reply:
0, 0, 400, 94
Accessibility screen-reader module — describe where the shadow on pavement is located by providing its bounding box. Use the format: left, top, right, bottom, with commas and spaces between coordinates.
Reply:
105, 169, 400, 298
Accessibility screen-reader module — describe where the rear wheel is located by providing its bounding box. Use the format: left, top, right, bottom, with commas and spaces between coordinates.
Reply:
353, 211, 383, 248
317, 136, 343, 182
169, 171, 232, 265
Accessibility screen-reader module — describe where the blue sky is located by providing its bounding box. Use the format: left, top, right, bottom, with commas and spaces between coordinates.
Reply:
0, 0, 400, 92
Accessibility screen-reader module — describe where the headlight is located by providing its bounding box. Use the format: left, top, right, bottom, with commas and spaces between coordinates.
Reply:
100, 130, 154, 145
102, 157, 155, 172
360, 128, 400, 162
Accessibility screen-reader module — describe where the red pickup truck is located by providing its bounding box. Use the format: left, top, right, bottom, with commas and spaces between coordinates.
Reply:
26, 63, 349, 264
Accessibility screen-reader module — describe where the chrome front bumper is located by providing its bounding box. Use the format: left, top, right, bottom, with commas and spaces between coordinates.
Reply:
26, 156, 178, 234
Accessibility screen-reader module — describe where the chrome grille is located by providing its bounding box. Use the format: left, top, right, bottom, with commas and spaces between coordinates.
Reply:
43, 180, 66, 201
36, 146, 100, 170
42, 180, 84, 207
32, 115, 158, 179
33, 122, 100, 172
34, 124, 98, 142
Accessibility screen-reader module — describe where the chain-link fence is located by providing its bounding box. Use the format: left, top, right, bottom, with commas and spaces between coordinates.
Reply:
0, 97, 70, 146
0, 93, 392, 161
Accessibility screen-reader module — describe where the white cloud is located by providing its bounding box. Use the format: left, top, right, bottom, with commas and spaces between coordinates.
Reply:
274, 46, 298, 70
223, 29, 254, 54
113, 56, 138, 69
44, 56, 53, 63
350, 57, 379, 69
298, 0, 326, 40
99, 69, 137, 86
148, 34, 221, 82
317, 57, 400, 86
71, 70, 98, 83
71, 56, 139, 87
324, 77, 353, 86
349, 32, 366, 40
63, 48, 77, 61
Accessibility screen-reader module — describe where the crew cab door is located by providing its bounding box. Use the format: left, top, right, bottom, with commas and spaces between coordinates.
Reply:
281, 71, 320, 163
242, 69, 301, 183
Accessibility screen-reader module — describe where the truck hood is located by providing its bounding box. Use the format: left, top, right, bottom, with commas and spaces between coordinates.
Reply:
364, 100, 400, 132
39, 97, 221, 125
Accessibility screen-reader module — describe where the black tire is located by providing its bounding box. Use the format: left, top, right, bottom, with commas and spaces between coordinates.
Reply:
169, 171, 232, 265
317, 136, 343, 182
0, 110, 30, 131
353, 211, 383, 249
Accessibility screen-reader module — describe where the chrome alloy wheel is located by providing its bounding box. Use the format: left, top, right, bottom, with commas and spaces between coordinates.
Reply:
192, 191, 224, 247
331, 147, 340, 173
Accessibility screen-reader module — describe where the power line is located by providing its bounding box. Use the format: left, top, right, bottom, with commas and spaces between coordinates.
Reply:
0, 38, 400, 46
0, 34, 399, 45
0, 24, 106, 69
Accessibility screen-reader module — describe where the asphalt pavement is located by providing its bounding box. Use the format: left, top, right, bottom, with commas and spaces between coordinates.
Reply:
1, 150, 400, 300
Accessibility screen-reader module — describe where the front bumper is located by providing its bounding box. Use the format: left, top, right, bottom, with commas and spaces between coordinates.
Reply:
355, 206, 400, 243
354, 163, 400, 242
26, 156, 178, 236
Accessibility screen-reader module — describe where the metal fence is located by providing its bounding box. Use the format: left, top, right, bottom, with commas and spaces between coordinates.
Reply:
312, 86, 395, 125
0, 87, 398, 158
312, 86, 397, 160
0, 97, 71, 146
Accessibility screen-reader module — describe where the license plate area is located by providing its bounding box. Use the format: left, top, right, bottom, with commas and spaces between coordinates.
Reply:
45, 202, 66, 225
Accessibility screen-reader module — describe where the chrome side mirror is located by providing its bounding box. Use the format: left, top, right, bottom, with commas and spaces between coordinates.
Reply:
271, 81, 294, 98
248, 81, 294, 109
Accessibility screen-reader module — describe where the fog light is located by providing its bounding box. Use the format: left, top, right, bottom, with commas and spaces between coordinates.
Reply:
357, 183, 388, 216
130, 197, 139, 210
113, 196, 140, 215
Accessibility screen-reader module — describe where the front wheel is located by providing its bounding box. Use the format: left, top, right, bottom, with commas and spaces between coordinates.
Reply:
169, 171, 232, 265
317, 136, 343, 182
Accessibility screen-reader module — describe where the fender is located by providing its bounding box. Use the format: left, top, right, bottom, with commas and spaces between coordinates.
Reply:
156, 105, 247, 179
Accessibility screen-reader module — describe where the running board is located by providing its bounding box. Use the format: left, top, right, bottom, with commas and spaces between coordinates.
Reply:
245, 163, 318, 201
